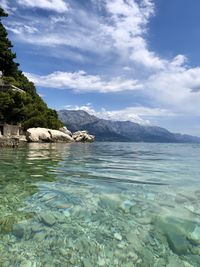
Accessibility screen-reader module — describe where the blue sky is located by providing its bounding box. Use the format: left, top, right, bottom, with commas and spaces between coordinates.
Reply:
1, 0, 200, 136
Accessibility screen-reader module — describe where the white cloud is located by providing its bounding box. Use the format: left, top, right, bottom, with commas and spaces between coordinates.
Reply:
103, 0, 167, 69
0, 0, 16, 12
0, 0, 9, 10
4, 0, 200, 119
9, 0, 189, 71
5, 24, 38, 35
147, 66, 200, 115
17, 0, 69, 13
25, 71, 142, 93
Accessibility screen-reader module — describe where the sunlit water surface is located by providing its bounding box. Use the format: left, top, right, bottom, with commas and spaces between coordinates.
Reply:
0, 142, 200, 267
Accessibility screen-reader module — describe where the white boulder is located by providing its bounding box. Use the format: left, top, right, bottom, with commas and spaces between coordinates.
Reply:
72, 130, 95, 142
26, 128, 74, 142
59, 126, 72, 137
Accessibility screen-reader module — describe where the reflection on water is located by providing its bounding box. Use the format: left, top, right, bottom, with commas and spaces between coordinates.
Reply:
0, 142, 200, 266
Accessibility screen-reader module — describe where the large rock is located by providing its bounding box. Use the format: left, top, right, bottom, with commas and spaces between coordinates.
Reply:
72, 131, 95, 142
26, 128, 74, 143
59, 126, 72, 137
153, 216, 194, 255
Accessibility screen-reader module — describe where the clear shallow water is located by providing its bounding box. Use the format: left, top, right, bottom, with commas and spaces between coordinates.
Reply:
0, 142, 200, 267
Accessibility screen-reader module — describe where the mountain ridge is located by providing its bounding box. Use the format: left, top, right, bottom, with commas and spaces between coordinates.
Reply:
58, 110, 200, 143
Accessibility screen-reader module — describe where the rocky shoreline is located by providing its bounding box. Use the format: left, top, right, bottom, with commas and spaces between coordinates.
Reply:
0, 137, 20, 148
0, 127, 95, 148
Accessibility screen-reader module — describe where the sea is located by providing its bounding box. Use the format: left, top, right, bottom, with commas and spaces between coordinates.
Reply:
0, 142, 200, 267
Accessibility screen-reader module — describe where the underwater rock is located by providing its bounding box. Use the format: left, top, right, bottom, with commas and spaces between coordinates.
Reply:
31, 223, 44, 233
99, 194, 121, 210
167, 232, 188, 255
187, 226, 200, 245
183, 261, 193, 267
145, 192, 156, 201
153, 216, 193, 255
82, 258, 93, 267
120, 200, 135, 213
20, 260, 35, 267
166, 255, 184, 267
12, 222, 26, 238
33, 231, 46, 241
40, 213, 56, 226
63, 210, 71, 218
114, 233, 122, 241
97, 258, 106, 266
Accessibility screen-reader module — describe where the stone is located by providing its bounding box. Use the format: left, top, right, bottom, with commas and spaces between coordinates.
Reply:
188, 226, 200, 245
97, 258, 106, 266
166, 255, 184, 267
128, 252, 138, 262
33, 231, 46, 241
99, 194, 121, 210
20, 260, 33, 267
59, 126, 72, 136
1, 261, 10, 267
120, 200, 135, 213
146, 192, 155, 201
31, 224, 44, 233
153, 216, 193, 255
117, 242, 126, 249
114, 233, 122, 241
183, 261, 193, 267
167, 229, 189, 255
63, 210, 71, 218
59, 248, 68, 257
82, 258, 93, 267
53, 212, 65, 223
13, 223, 26, 238
123, 263, 135, 267
40, 213, 56, 226
26, 128, 74, 142
72, 131, 95, 142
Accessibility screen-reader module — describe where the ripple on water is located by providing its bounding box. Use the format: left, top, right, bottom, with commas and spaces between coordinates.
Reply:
0, 142, 200, 266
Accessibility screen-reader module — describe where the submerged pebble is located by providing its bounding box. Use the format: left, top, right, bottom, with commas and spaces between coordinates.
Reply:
97, 258, 106, 266
114, 233, 122, 241
40, 213, 56, 226
188, 226, 200, 245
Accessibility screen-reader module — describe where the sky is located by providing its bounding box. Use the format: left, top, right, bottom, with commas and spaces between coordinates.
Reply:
1, 0, 200, 136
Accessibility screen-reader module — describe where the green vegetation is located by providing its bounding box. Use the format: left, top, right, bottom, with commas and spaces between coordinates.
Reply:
0, 7, 63, 130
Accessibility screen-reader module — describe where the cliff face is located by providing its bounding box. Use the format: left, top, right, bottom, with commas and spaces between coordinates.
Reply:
58, 110, 200, 143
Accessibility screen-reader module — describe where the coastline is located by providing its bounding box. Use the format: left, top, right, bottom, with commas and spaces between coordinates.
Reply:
0, 126, 95, 148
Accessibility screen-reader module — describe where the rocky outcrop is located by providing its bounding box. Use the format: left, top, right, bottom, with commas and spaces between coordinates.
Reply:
26, 128, 95, 143
59, 126, 72, 137
26, 128, 74, 143
72, 131, 95, 142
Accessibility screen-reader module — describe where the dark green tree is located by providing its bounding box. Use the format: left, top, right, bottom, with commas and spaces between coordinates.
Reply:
0, 7, 63, 130
0, 8, 19, 76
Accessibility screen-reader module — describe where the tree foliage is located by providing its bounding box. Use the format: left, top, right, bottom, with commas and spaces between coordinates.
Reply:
0, 7, 63, 130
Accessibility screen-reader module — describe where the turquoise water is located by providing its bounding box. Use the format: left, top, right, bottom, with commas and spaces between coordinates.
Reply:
0, 142, 200, 267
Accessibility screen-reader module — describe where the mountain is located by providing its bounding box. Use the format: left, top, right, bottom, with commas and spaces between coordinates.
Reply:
58, 110, 200, 143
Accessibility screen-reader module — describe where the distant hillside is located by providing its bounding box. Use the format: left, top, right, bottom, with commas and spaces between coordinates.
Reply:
58, 110, 200, 143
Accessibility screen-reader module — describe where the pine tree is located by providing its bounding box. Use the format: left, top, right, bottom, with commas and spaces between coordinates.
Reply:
0, 7, 63, 129
0, 8, 19, 76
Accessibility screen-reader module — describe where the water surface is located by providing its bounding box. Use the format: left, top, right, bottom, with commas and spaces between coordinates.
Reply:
0, 142, 200, 267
